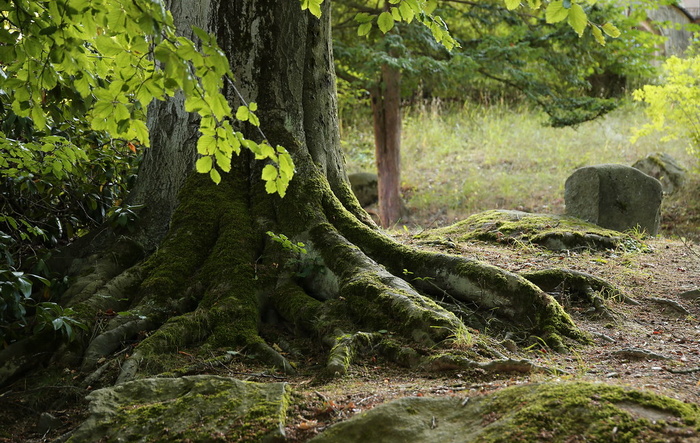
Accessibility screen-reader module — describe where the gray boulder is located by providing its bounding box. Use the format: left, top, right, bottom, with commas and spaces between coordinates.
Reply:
348, 172, 378, 207
632, 152, 687, 195
565, 164, 662, 235
66, 376, 289, 442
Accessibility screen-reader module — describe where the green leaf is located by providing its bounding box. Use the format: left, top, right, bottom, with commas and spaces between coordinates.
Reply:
236, 105, 250, 121
602, 22, 621, 38
260, 143, 276, 159
197, 135, 216, 155
265, 180, 277, 194
567, 4, 587, 37
95, 35, 124, 56
398, 2, 415, 22
52, 317, 64, 331
276, 178, 288, 198
591, 24, 605, 45
377, 12, 394, 33
358, 22, 372, 37
131, 120, 150, 146
114, 104, 130, 123
192, 26, 211, 44
504, 0, 520, 10
301, 0, 323, 18
545, 1, 568, 23
17, 278, 32, 298
31, 106, 47, 129
262, 164, 278, 181
196, 156, 213, 173
210, 168, 221, 184
355, 12, 373, 24
215, 149, 232, 172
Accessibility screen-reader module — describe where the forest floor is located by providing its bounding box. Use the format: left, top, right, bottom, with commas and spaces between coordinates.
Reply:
1, 181, 699, 442
282, 234, 700, 441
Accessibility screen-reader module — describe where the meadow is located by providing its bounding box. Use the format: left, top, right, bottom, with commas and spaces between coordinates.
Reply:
340, 101, 697, 229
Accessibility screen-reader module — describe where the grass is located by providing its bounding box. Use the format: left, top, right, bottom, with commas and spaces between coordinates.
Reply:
340, 100, 697, 229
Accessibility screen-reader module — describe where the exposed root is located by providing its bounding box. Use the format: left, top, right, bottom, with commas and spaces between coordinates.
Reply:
324, 197, 587, 348
325, 331, 380, 377
423, 354, 560, 375
310, 223, 470, 347
521, 268, 635, 320
82, 317, 156, 370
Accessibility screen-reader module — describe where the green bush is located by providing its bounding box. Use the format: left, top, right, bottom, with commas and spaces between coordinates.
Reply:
633, 55, 700, 165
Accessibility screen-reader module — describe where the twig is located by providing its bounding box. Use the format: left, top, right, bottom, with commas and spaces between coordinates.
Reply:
664, 367, 700, 374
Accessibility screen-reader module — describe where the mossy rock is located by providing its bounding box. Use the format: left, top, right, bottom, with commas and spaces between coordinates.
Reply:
310, 381, 700, 443
418, 210, 645, 251
67, 376, 290, 442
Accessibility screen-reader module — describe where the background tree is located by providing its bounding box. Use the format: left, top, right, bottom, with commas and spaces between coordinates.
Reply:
333, 0, 656, 227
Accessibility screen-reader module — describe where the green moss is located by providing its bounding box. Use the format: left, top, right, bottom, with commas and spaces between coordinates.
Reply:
475, 382, 700, 442
87, 378, 291, 443
137, 174, 226, 310
418, 209, 641, 251
270, 283, 323, 332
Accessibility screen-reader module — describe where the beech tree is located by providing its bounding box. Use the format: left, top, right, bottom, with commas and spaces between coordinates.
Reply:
0, 0, 620, 399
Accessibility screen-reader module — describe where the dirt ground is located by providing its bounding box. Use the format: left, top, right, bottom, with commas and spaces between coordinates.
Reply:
1, 183, 699, 442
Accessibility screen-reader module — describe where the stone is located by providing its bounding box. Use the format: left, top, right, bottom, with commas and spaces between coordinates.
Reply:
565, 164, 663, 235
632, 152, 687, 195
36, 412, 62, 434
309, 382, 700, 443
348, 172, 378, 207
679, 288, 700, 302
67, 376, 289, 442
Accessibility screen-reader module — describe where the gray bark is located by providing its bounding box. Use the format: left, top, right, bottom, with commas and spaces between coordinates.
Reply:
129, 1, 350, 252
126, 0, 215, 251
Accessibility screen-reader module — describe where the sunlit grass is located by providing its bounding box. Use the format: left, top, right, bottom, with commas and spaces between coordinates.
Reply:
341, 101, 696, 227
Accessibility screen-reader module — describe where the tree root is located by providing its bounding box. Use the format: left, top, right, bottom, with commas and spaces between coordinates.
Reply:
325, 331, 380, 377
423, 354, 561, 375
310, 223, 471, 347
81, 317, 155, 370
521, 268, 635, 320
323, 194, 588, 349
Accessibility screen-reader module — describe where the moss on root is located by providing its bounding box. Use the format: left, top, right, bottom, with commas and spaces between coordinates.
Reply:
476, 382, 700, 442
418, 209, 644, 251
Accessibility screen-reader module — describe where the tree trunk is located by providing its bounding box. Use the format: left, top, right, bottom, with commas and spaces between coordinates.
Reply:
371, 63, 403, 228
0, 0, 587, 394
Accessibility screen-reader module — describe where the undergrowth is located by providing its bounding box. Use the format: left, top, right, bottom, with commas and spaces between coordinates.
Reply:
341, 101, 696, 229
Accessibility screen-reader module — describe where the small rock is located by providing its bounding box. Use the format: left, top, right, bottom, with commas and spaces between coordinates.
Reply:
69, 376, 289, 442
37, 412, 62, 434
565, 164, 662, 235
679, 289, 700, 301
632, 152, 687, 195
501, 339, 518, 352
